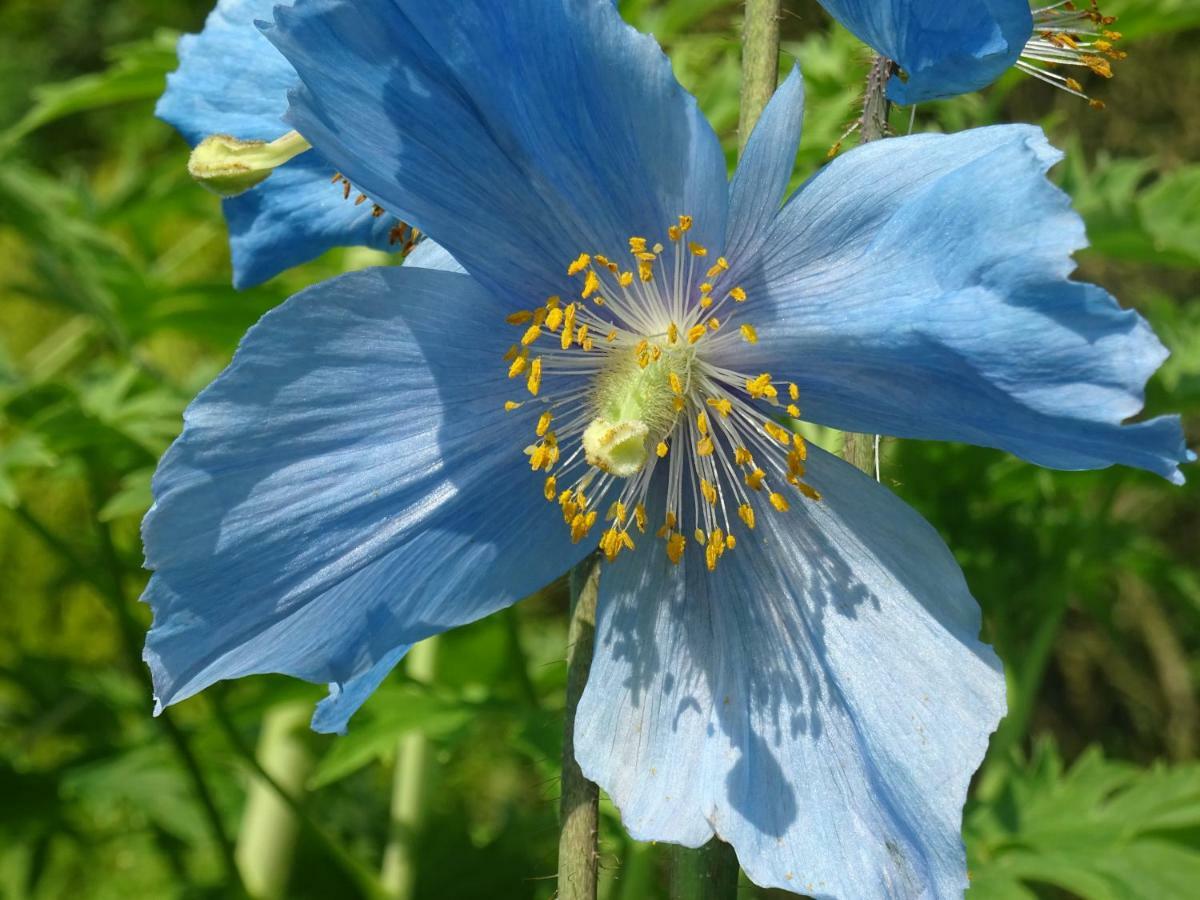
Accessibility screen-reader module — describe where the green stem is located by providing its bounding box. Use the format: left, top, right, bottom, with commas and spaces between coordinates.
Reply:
839, 54, 896, 475
211, 694, 390, 900
380, 637, 440, 899
235, 702, 314, 899
9, 501, 247, 895
737, 0, 782, 153
558, 556, 601, 900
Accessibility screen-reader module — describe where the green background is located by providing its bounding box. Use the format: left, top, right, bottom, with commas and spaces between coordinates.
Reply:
1, 1, 1198, 897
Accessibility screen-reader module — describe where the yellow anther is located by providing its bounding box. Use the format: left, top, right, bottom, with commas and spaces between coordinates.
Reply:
764, 421, 791, 445
745, 373, 777, 400
666, 532, 686, 564
673, 396, 685, 411
634, 251, 657, 262
503, 344, 519, 362
786, 403, 800, 418
696, 436, 715, 457
504, 400, 522, 412
506, 310, 533, 325
532, 307, 548, 327
582, 337, 594, 352
656, 441, 669, 458
618, 271, 634, 287
527, 357, 542, 396
576, 324, 590, 347
634, 504, 647, 532
638, 260, 654, 282
634, 339, 649, 357
594, 255, 610, 267
606, 329, 617, 342
607, 501, 627, 523
688, 242, 708, 257
546, 295, 562, 310
693, 528, 707, 545
699, 282, 713, 295
734, 447, 753, 466
543, 475, 557, 500
705, 541, 720, 572
699, 296, 713, 309
570, 513, 589, 543
521, 323, 542, 346
1065, 76, 1084, 92
796, 482, 821, 501
705, 257, 728, 278
582, 269, 600, 299
745, 468, 766, 491
696, 411, 709, 436
788, 383, 799, 402
629, 236, 647, 253
700, 479, 717, 505
730, 286, 747, 302
792, 433, 807, 459
678, 215, 693, 232
738, 503, 756, 530
708, 318, 720, 332
739, 324, 758, 344
561, 304, 577, 349
536, 411, 553, 437
669, 372, 684, 395
508, 352, 529, 379
769, 492, 791, 512
568, 253, 591, 276
706, 397, 732, 417
687, 324, 707, 344
545, 306, 564, 331
725, 533, 736, 550
653, 242, 664, 253
668, 225, 681, 241
667, 322, 678, 344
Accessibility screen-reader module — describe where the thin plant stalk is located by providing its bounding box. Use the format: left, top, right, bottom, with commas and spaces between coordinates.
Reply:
558, 557, 602, 900
381, 636, 440, 899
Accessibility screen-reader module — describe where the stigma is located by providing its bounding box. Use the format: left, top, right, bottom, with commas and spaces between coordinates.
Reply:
501, 215, 821, 572
1018, 1, 1125, 109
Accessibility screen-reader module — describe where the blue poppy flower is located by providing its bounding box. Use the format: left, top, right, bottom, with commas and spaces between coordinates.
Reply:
818, 0, 1123, 105
157, 0, 418, 288
141, 1, 1190, 895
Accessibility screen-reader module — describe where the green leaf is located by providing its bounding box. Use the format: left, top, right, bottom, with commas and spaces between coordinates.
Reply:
967, 740, 1200, 899
1, 31, 179, 148
307, 684, 475, 789
1138, 165, 1200, 265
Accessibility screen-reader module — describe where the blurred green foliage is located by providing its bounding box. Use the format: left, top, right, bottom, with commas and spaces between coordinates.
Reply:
1, 1, 1197, 898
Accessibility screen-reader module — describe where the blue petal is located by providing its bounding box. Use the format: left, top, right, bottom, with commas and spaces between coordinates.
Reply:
725, 66, 804, 264
818, 0, 1032, 103
575, 446, 1005, 897
141, 265, 589, 728
312, 644, 409, 734
403, 239, 465, 275
263, 0, 728, 299
156, 0, 402, 288
722, 125, 1191, 484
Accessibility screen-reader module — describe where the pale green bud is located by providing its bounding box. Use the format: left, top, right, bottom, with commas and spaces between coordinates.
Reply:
187, 130, 312, 198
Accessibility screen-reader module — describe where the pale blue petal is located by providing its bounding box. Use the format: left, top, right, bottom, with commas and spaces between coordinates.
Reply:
725, 66, 804, 264
141, 266, 588, 727
312, 644, 409, 734
721, 125, 1191, 484
264, 0, 728, 299
818, 0, 1032, 103
403, 239, 465, 275
575, 446, 1005, 898
156, 0, 401, 287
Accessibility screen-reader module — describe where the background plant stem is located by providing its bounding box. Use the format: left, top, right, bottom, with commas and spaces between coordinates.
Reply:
381, 637, 439, 899
558, 556, 601, 900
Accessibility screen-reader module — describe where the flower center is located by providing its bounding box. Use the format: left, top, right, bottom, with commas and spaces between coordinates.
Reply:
1018, 1, 1124, 109
501, 215, 822, 571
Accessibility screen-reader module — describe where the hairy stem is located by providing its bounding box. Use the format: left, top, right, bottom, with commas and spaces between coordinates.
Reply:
840, 54, 897, 475
558, 557, 601, 900
737, 0, 782, 153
